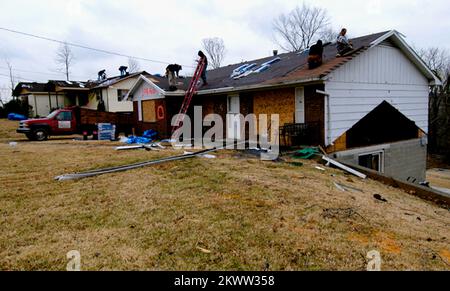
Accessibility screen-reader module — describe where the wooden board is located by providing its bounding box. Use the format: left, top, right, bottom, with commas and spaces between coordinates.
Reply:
142, 100, 156, 123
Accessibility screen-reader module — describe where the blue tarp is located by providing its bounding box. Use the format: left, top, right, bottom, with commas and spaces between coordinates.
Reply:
7, 113, 27, 121
125, 136, 152, 144
142, 129, 157, 139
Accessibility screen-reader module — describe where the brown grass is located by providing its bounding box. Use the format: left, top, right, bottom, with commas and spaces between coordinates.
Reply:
0, 119, 449, 270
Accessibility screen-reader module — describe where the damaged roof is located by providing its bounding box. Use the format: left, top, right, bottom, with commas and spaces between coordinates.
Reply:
93, 71, 152, 89
48, 80, 91, 90
13, 82, 48, 95
198, 31, 389, 92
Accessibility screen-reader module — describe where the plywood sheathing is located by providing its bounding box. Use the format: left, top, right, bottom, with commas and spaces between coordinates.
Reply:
253, 88, 295, 128
142, 100, 156, 122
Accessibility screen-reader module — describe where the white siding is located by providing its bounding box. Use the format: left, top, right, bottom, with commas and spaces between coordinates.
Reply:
28, 93, 65, 117
325, 45, 430, 145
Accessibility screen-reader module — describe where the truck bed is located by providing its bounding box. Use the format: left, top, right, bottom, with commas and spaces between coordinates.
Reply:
76, 107, 133, 126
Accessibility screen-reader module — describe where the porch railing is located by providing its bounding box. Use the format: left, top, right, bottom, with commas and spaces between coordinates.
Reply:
279, 122, 321, 147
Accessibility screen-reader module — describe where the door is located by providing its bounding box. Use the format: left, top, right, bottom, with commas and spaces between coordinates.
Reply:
53, 110, 75, 134
227, 95, 241, 139
295, 87, 305, 124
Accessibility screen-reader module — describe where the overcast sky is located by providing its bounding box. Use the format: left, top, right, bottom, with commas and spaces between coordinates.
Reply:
1, 0, 449, 99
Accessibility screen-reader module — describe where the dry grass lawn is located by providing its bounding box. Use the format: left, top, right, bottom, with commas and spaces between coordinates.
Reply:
0, 119, 449, 270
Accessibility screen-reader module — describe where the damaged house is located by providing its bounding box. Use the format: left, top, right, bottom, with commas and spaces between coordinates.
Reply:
127, 30, 439, 183
13, 67, 148, 117
13, 80, 92, 117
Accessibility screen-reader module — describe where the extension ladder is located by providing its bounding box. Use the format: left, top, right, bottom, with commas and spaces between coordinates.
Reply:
172, 58, 206, 134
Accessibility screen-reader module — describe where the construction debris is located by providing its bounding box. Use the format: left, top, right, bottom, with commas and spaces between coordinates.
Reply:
322, 156, 367, 179
334, 182, 346, 192
55, 148, 218, 181
293, 148, 320, 160
202, 154, 217, 159
334, 182, 364, 193
374, 194, 388, 203
115, 143, 165, 151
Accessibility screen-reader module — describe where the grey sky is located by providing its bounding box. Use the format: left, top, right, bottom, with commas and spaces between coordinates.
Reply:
0, 0, 449, 99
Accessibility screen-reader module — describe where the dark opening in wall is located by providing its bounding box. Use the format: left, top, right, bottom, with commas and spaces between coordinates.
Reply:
347, 101, 420, 148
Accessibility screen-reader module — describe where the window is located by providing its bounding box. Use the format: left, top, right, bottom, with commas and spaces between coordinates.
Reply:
56, 111, 72, 121
358, 151, 384, 172
117, 89, 130, 102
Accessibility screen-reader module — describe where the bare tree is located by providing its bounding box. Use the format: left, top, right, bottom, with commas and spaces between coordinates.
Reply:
55, 42, 75, 81
417, 46, 450, 155
320, 27, 339, 44
5, 59, 17, 100
202, 37, 226, 69
273, 3, 330, 52
128, 58, 141, 73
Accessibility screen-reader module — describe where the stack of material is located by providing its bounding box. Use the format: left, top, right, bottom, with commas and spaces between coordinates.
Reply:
97, 123, 116, 141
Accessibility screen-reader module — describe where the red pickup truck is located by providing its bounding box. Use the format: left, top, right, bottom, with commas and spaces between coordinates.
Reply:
17, 107, 133, 141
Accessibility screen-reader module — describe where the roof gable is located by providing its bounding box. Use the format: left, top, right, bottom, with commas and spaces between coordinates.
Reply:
126, 75, 166, 101
369, 30, 440, 85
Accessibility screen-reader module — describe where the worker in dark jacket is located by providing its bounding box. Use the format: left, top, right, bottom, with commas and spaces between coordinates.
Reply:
308, 40, 324, 69
166, 64, 182, 91
198, 51, 208, 86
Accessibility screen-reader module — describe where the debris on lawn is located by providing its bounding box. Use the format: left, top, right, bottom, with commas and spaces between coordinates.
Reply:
374, 194, 388, 203
124, 136, 152, 145
9, 142, 18, 148
201, 154, 217, 159
315, 166, 326, 171
55, 148, 219, 181
322, 156, 367, 179
334, 182, 346, 192
293, 148, 320, 160
196, 246, 212, 254
334, 182, 364, 193
115, 143, 165, 151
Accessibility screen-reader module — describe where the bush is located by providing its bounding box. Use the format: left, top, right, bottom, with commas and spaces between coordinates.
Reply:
0, 99, 32, 118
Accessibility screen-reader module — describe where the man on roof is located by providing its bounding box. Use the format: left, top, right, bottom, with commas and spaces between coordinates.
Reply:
336, 28, 353, 57
165, 64, 182, 91
198, 51, 208, 87
308, 40, 323, 69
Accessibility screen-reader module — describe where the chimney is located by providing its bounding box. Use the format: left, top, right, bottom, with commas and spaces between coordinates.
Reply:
119, 66, 128, 77
98, 70, 106, 81
273, 50, 278, 56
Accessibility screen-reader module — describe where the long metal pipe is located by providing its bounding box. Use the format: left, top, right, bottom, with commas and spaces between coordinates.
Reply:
55, 148, 217, 181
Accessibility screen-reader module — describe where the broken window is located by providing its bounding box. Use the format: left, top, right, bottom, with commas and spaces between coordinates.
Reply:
117, 89, 129, 102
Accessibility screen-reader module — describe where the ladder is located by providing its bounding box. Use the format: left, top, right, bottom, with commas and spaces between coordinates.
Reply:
171, 58, 206, 135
